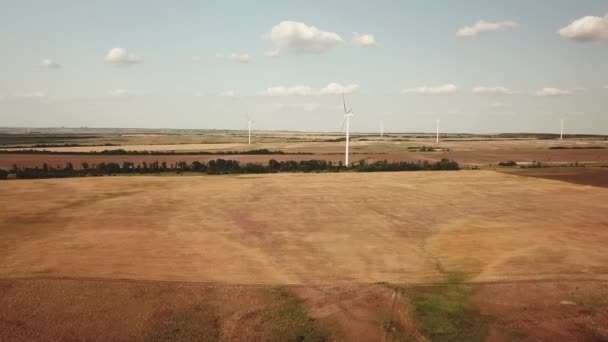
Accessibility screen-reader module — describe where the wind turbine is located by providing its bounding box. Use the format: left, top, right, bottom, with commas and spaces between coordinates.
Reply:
560, 118, 564, 140
436, 119, 440, 143
246, 114, 254, 145
380, 120, 384, 138
340, 93, 354, 166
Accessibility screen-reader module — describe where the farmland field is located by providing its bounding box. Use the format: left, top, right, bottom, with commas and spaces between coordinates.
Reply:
2, 170, 608, 340
2, 130, 608, 341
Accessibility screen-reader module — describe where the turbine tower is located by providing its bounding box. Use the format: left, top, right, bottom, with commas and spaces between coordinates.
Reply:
340, 93, 354, 166
246, 114, 254, 145
380, 120, 384, 138
436, 119, 440, 143
560, 118, 564, 140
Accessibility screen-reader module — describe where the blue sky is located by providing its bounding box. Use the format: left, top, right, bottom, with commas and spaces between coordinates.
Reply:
1, 0, 607, 133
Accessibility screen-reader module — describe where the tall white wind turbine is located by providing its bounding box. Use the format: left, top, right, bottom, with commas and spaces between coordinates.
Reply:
436, 119, 440, 143
246, 114, 254, 145
340, 93, 354, 166
560, 118, 564, 140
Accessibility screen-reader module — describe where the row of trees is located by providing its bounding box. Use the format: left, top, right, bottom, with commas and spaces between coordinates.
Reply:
4, 158, 459, 179
0, 148, 301, 156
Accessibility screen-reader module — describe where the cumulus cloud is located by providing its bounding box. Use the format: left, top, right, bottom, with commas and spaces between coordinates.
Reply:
558, 14, 608, 42
218, 90, 237, 97
472, 86, 515, 95
216, 52, 251, 63
108, 89, 139, 97
40, 59, 61, 69
534, 88, 574, 96
402, 84, 458, 95
351, 32, 377, 47
105, 47, 143, 66
319, 82, 359, 95
259, 83, 359, 96
16, 91, 47, 99
264, 21, 343, 56
457, 20, 518, 37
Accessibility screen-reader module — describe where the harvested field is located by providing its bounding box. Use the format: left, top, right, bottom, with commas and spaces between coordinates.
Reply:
501, 167, 608, 188
2, 171, 608, 284
1, 278, 606, 341
3, 170, 608, 340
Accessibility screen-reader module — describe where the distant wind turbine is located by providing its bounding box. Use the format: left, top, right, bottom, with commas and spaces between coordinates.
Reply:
436, 119, 440, 143
246, 114, 254, 145
340, 93, 354, 166
560, 118, 564, 140
380, 120, 384, 138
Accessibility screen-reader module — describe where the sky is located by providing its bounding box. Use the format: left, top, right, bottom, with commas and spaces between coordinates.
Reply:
0, 0, 607, 134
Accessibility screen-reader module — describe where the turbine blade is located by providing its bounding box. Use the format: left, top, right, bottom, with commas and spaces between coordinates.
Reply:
339, 116, 346, 132
342, 92, 347, 114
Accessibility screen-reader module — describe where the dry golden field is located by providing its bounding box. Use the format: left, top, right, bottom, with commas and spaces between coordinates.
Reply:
2, 171, 608, 284
2, 170, 608, 340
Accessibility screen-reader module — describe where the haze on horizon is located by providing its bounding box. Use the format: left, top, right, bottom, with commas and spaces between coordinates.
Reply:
0, 0, 607, 134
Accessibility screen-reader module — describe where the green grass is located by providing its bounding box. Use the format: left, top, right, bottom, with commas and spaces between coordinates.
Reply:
405, 273, 488, 342
146, 304, 219, 342
381, 318, 416, 342
259, 287, 329, 342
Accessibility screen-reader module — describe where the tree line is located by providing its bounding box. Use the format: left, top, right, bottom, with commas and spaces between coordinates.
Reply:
2, 158, 459, 179
0, 148, 310, 156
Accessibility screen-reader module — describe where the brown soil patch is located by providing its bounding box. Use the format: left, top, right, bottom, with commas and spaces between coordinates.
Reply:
1, 279, 606, 341
501, 167, 608, 188
478, 281, 608, 341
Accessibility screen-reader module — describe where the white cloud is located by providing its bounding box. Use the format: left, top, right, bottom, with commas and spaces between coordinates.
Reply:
108, 89, 138, 97
402, 84, 458, 95
534, 88, 573, 96
351, 32, 377, 47
264, 21, 343, 56
558, 14, 608, 42
258, 85, 314, 96
320, 82, 359, 95
457, 20, 518, 37
259, 83, 359, 96
17, 91, 47, 99
216, 52, 251, 63
105, 47, 143, 66
40, 59, 61, 69
0, 92, 47, 100
218, 90, 237, 97
604, 85, 608, 89
472, 86, 515, 95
